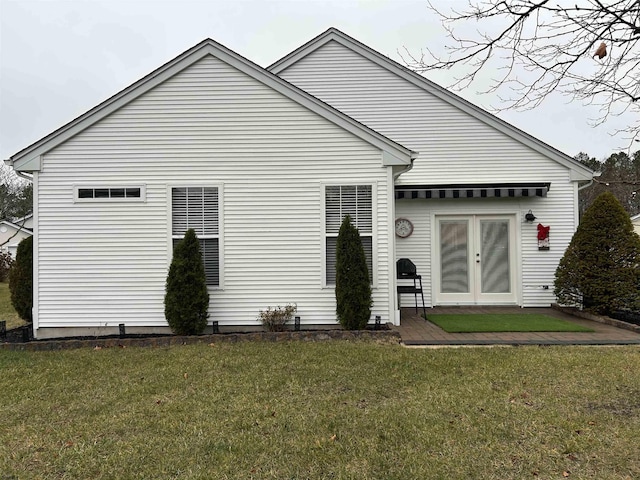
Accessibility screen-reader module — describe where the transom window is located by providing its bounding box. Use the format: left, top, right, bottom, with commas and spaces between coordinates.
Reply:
325, 185, 373, 285
171, 187, 220, 286
74, 186, 145, 202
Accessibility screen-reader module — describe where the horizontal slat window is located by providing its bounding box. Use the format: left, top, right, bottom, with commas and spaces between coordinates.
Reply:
325, 185, 373, 285
325, 185, 372, 234
75, 186, 145, 202
171, 187, 220, 286
172, 187, 219, 237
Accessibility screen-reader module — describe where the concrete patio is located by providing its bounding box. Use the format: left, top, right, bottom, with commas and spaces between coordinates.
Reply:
393, 306, 640, 346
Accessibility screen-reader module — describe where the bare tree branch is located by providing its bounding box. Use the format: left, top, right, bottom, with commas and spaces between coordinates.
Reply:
402, 1, 640, 146
0, 215, 30, 249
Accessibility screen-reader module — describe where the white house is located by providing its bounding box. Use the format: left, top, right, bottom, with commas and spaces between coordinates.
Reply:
0, 214, 33, 259
6, 29, 593, 339
6, 36, 415, 339
269, 28, 593, 312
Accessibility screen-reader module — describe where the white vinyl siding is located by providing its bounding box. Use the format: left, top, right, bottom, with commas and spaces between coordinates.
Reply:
34, 54, 395, 333
171, 187, 220, 286
278, 39, 580, 307
324, 185, 373, 285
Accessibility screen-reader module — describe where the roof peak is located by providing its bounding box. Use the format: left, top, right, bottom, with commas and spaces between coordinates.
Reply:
268, 27, 593, 181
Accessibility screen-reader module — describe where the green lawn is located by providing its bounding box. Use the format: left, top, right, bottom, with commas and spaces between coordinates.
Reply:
428, 314, 595, 333
2, 342, 639, 479
0, 281, 25, 330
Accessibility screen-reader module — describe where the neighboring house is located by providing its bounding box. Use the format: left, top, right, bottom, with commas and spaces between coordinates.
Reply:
632, 213, 640, 237
0, 214, 33, 259
5, 29, 593, 339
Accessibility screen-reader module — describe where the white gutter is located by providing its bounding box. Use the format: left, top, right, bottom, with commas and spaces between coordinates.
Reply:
393, 158, 415, 180
3, 158, 33, 182
578, 171, 601, 191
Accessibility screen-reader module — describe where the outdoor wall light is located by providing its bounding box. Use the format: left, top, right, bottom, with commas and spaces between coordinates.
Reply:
525, 210, 537, 222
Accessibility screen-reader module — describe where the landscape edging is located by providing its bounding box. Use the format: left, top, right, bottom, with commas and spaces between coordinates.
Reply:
552, 304, 640, 333
0, 326, 401, 351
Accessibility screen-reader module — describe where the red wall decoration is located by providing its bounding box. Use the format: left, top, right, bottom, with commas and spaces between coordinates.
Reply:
537, 224, 550, 250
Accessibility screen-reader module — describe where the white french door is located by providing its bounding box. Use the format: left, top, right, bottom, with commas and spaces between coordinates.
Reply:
435, 215, 517, 304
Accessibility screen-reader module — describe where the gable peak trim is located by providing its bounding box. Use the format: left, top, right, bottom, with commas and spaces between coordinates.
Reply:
269, 27, 593, 181
10, 35, 415, 171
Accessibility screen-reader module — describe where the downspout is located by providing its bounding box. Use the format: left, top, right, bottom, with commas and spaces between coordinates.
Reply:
16, 171, 33, 182
393, 158, 415, 180
578, 171, 600, 191
391, 157, 415, 326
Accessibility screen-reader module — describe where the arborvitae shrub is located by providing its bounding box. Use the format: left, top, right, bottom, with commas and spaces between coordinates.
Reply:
555, 191, 640, 315
0, 251, 14, 282
9, 236, 33, 322
164, 229, 209, 335
335, 215, 372, 330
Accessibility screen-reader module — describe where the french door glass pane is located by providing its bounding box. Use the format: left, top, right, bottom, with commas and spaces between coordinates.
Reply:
440, 221, 469, 293
480, 220, 510, 293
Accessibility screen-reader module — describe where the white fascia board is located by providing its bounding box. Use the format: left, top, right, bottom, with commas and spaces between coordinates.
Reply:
11, 38, 414, 171
0, 220, 33, 233
269, 28, 594, 181
12, 154, 42, 172
570, 168, 595, 181
382, 151, 412, 166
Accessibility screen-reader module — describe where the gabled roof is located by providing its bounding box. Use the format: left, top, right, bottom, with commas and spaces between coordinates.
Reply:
8, 38, 416, 171
269, 28, 594, 182
1, 219, 32, 233
12, 213, 33, 224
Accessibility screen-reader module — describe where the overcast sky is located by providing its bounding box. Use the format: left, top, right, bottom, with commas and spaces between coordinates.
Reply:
0, 0, 636, 162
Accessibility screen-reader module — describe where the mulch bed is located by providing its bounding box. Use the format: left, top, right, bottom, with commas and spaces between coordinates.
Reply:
610, 310, 640, 327
1, 323, 399, 351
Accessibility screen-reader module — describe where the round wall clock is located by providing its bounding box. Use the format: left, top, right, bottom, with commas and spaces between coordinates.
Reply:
395, 218, 414, 238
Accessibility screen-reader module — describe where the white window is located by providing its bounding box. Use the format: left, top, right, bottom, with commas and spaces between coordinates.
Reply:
325, 185, 373, 285
74, 185, 146, 202
171, 187, 219, 286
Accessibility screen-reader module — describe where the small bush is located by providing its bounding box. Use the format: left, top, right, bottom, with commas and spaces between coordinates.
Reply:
9, 236, 33, 321
164, 229, 209, 335
0, 251, 14, 282
335, 215, 372, 330
258, 304, 297, 332
555, 191, 640, 315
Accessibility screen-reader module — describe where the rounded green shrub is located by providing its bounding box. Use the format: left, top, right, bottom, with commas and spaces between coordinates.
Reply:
164, 229, 209, 335
335, 215, 372, 330
9, 236, 33, 322
555, 191, 640, 315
